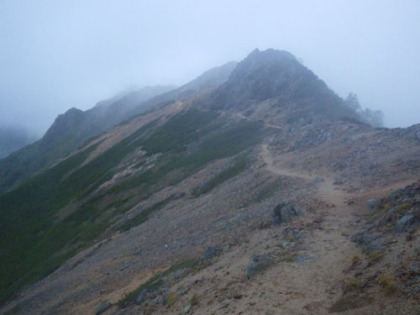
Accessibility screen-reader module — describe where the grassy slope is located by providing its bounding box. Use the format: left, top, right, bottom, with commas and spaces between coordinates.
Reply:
0, 108, 263, 305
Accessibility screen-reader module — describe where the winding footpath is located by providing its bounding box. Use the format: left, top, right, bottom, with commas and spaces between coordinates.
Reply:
259, 143, 361, 313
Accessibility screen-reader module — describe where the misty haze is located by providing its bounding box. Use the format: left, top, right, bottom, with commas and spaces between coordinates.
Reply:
0, 1, 419, 315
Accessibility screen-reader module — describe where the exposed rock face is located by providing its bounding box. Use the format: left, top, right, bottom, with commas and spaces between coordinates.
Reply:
207, 49, 358, 123
346, 181, 420, 307
351, 231, 384, 255
94, 301, 112, 315
364, 182, 420, 233
272, 203, 306, 225
204, 246, 222, 260
246, 254, 274, 278
41, 107, 85, 149
208, 49, 306, 109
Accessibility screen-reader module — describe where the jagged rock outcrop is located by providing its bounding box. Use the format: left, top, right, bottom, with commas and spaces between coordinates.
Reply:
207, 49, 359, 124
272, 203, 306, 225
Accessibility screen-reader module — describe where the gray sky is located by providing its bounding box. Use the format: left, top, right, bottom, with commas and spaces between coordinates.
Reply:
1, 0, 419, 136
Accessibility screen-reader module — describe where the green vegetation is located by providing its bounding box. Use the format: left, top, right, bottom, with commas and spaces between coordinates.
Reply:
351, 254, 362, 265
0, 143, 101, 304
252, 179, 283, 202
344, 278, 364, 292
368, 250, 384, 263
117, 274, 164, 308
167, 258, 199, 272
0, 108, 263, 306
395, 202, 412, 213
190, 294, 200, 306
378, 273, 397, 294
0, 119, 164, 304
165, 292, 178, 306
118, 197, 172, 232
191, 157, 249, 197
278, 249, 296, 262
117, 258, 199, 308
110, 116, 262, 196
141, 109, 218, 154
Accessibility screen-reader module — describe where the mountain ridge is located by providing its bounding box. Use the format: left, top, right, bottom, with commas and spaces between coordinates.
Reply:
0, 62, 237, 195
207, 49, 359, 126
0, 48, 419, 315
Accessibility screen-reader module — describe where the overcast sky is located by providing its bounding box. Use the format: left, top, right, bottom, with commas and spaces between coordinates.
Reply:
1, 0, 419, 136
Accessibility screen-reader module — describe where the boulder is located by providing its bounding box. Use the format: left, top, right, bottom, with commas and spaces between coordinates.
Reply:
366, 199, 380, 211
136, 289, 149, 305
351, 232, 384, 254
272, 203, 306, 225
246, 254, 273, 278
397, 214, 420, 232
95, 301, 112, 315
204, 246, 222, 260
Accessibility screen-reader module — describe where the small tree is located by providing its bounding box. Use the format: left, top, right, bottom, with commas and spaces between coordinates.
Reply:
344, 92, 361, 111
344, 92, 384, 127
361, 108, 384, 128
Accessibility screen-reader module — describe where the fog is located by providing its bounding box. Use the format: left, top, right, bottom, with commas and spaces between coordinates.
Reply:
1, 0, 419, 137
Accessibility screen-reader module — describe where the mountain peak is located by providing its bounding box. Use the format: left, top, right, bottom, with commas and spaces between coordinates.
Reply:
228, 48, 302, 87
246, 48, 298, 62
205, 48, 361, 124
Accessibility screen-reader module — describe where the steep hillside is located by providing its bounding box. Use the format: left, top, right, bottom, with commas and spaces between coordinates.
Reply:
0, 62, 237, 195
0, 86, 172, 195
1, 49, 419, 315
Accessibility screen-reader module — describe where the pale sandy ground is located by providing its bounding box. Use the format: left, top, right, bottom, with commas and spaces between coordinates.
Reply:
113, 144, 419, 315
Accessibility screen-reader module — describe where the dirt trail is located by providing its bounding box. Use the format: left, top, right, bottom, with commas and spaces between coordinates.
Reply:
235, 112, 283, 130
255, 144, 360, 313
261, 144, 350, 206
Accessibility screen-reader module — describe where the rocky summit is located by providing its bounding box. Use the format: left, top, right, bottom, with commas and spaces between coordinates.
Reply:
0, 49, 419, 315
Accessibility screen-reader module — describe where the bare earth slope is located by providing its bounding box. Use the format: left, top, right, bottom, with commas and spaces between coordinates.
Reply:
3, 115, 419, 315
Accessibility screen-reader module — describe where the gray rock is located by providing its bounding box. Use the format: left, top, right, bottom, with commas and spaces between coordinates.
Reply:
95, 301, 112, 315
284, 229, 309, 240
220, 299, 230, 309
295, 254, 317, 265
204, 246, 222, 260
366, 199, 380, 210
136, 289, 149, 305
312, 177, 325, 184
403, 275, 420, 297
351, 232, 384, 254
171, 192, 186, 200
281, 241, 295, 249
397, 214, 419, 232
177, 287, 189, 296
246, 254, 273, 278
120, 262, 131, 271
415, 130, 420, 142
272, 203, 306, 225
183, 304, 191, 314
